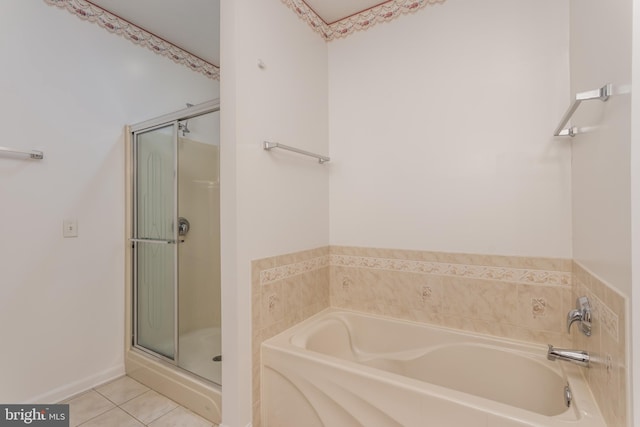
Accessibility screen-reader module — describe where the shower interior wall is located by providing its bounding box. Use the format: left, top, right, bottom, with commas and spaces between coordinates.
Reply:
178, 130, 222, 337
0, 0, 218, 404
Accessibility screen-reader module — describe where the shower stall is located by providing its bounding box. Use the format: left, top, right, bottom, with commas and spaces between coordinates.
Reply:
124, 100, 221, 424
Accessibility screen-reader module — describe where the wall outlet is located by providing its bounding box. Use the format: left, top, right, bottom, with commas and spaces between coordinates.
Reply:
63, 219, 78, 238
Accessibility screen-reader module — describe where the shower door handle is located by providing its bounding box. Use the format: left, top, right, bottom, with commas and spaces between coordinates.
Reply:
130, 238, 177, 244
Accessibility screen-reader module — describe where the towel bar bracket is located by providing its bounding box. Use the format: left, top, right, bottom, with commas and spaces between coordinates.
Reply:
576, 85, 611, 102
554, 83, 612, 137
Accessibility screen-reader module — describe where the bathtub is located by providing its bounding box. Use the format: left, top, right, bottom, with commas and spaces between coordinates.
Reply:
261, 309, 606, 427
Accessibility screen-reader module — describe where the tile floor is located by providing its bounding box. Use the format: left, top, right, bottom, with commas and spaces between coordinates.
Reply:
63, 376, 215, 427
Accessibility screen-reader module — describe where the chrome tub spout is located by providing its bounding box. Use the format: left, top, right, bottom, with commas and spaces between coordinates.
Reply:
547, 345, 590, 368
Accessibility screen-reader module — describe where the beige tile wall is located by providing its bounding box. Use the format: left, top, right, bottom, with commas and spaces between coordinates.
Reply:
330, 246, 573, 347
252, 246, 628, 427
251, 247, 330, 427
572, 261, 628, 427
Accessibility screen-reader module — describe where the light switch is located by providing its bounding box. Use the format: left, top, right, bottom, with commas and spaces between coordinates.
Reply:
63, 219, 78, 238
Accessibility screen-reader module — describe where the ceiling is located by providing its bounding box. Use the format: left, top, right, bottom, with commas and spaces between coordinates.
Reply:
301, 0, 392, 24
89, 0, 220, 65
86, 0, 397, 67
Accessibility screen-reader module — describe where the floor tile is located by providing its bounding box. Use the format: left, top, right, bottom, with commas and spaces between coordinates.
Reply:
78, 407, 143, 427
120, 390, 179, 424
67, 390, 115, 427
148, 406, 213, 427
95, 376, 149, 405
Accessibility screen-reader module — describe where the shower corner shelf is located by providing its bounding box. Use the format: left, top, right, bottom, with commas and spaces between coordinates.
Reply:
554, 83, 612, 137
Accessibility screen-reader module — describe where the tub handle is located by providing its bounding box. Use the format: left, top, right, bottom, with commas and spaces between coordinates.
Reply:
567, 296, 592, 336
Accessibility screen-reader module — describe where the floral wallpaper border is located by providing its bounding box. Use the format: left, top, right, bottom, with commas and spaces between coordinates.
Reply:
260, 254, 571, 287
45, 0, 443, 78
44, 0, 220, 80
281, 0, 445, 41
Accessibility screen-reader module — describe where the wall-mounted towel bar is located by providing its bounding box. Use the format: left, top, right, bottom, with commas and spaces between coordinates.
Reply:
0, 146, 44, 159
554, 84, 612, 137
263, 141, 330, 164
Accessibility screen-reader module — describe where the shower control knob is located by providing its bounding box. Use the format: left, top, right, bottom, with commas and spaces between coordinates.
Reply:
178, 217, 190, 237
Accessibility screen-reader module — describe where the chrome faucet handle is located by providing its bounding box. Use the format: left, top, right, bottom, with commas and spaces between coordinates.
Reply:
567, 296, 592, 336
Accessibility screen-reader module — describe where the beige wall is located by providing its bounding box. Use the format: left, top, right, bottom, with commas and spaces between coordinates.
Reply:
569, 1, 632, 424
329, 246, 573, 346
328, 0, 572, 259
220, 0, 330, 425
570, 0, 632, 298
632, 0, 640, 423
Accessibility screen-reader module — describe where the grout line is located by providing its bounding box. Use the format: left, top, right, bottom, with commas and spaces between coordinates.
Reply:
73, 378, 215, 427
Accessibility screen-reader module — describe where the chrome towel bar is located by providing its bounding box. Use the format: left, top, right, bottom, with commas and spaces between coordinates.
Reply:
263, 141, 330, 164
554, 84, 612, 137
130, 238, 177, 244
0, 146, 44, 159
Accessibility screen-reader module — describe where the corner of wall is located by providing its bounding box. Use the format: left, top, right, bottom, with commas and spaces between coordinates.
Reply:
251, 246, 331, 427
572, 260, 628, 427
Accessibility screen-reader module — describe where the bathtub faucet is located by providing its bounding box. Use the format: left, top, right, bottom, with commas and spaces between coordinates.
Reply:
547, 345, 590, 368
567, 296, 592, 336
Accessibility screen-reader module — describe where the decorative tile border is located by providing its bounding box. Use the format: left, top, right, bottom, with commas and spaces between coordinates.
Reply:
574, 282, 619, 343
281, 0, 445, 41
260, 253, 571, 287
330, 254, 571, 287
593, 295, 619, 343
44, 0, 220, 80
260, 255, 330, 285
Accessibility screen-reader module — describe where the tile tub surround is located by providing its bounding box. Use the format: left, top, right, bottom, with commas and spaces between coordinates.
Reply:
251, 247, 331, 427
253, 246, 629, 426
329, 246, 574, 347
572, 262, 628, 427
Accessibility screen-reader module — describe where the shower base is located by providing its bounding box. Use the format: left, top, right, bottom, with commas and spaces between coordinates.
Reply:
179, 326, 222, 385
125, 331, 222, 424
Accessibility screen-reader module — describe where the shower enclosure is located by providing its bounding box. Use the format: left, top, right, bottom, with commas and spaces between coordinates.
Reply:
125, 100, 221, 423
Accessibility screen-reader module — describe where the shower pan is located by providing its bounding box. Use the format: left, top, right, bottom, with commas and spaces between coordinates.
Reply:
124, 100, 221, 423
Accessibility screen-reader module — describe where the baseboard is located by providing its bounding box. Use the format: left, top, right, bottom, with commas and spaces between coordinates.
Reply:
26, 364, 125, 404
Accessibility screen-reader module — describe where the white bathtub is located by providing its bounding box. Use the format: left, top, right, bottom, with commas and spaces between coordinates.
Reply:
262, 309, 606, 427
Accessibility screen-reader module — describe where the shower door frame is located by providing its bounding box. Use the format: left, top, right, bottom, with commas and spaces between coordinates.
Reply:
131, 120, 180, 365
129, 99, 221, 372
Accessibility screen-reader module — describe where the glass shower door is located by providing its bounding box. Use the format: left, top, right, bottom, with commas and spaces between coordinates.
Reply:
130, 105, 221, 385
133, 123, 178, 361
